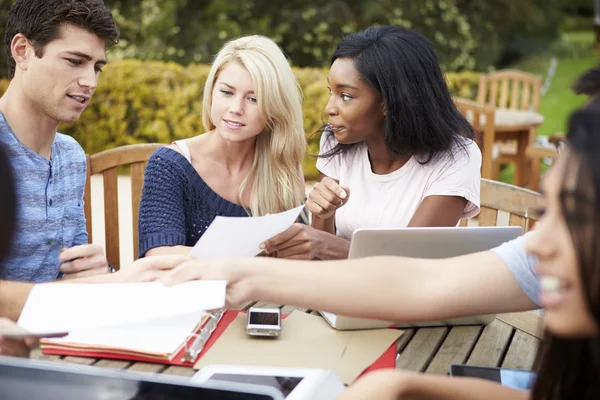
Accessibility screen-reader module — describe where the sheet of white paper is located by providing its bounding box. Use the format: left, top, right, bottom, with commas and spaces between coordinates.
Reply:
47, 312, 205, 355
17, 281, 225, 335
189, 205, 304, 259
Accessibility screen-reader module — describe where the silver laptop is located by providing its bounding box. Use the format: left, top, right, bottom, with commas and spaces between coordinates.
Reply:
321, 226, 523, 330
0, 356, 284, 400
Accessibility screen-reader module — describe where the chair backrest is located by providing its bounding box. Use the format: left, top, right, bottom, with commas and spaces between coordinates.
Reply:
460, 178, 543, 232
477, 69, 542, 112
84, 143, 163, 270
454, 97, 496, 179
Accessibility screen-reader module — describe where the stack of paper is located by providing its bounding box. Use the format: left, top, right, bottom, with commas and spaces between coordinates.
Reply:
17, 281, 226, 362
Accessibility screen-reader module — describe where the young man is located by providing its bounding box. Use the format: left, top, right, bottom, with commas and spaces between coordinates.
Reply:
0, 0, 119, 282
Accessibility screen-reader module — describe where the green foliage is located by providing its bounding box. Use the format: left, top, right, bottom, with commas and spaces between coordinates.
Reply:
454, 0, 564, 69
102, 0, 562, 72
0, 59, 479, 180
0, 0, 568, 76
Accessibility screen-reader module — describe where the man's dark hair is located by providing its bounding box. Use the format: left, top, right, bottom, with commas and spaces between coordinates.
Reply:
572, 65, 600, 97
4, 0, 120, 78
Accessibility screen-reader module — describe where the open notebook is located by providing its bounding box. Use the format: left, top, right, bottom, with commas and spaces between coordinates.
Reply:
41, 311, 214, 365
16, 281, 227, 366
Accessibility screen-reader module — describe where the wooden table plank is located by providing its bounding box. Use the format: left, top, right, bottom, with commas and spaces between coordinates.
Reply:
426, 325, 483, 375
62, 356, 97, 365
466, 320, 513, 367
127, 362, 168, 374
162, 366, 196, 377
396, 329, 415, 353
94, 359, 132, 370
396, 327, 448, 372
501, 330, 539, 370
496, 312, 543, 339
30, 349, 64, 362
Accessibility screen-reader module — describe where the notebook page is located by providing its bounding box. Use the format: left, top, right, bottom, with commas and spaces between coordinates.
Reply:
190, 206, 304, 258
18, 281, 225, 335
46, 312, 206, 355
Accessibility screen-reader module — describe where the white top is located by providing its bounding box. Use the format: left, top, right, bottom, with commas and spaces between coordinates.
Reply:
491, 232, 540, 306
316, 135, 482, 240
173, 139, 192, 163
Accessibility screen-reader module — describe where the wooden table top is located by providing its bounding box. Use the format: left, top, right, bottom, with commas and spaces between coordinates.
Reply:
30, 303, 541, 379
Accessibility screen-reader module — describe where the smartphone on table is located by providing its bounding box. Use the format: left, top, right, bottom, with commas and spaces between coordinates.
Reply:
246, 307, 281, 337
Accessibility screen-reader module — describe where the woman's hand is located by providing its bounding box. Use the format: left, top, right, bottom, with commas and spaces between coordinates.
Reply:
306, 177, 350, 220
160, 258, 258, 308
261, 224, 326, 260
0, 318, 39, 358
112, 255, 191, 282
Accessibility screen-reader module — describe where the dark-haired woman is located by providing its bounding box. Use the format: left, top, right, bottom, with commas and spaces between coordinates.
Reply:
330, 106, 600, 399
262, 26, 481, 260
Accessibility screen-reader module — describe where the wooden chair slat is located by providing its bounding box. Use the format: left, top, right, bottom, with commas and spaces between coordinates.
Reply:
130, 162, 146, 261
454, 98, 495, 179
521, 81, 531, 111
477, 207, 498, 226
508, 214, 527, 233
531, 79, 541, 111
84, 154, 93, 243
480, 179, 542, 220
476, 75, 488, 106
86, 143, 163, 268
89, 143, 162, 173
509, 80, 521, 109
499, 79, 509, 108
489, 80, 498, 108
472, 178, 542, 233
103, 167, 120, 270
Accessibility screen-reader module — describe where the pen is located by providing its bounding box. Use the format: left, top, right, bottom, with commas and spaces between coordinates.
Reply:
183, 309, 225, 362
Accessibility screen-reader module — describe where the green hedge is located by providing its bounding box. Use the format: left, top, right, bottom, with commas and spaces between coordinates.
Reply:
0, 59, 479, 180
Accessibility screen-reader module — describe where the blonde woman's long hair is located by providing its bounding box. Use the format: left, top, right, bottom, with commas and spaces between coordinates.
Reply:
202, 35, 306, 216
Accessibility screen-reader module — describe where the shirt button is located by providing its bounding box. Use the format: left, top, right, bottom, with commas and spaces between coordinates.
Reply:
49, 199, 53, 206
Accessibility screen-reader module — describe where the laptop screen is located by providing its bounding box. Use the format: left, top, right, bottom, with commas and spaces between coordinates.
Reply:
0, 357, 280, 400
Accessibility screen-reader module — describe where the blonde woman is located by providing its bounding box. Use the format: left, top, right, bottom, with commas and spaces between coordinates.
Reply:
138, 36, 306, 257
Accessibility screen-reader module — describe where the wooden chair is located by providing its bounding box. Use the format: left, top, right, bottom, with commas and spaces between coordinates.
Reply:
477, 70, 543, 185
84, 143, 163, 270
454, 98, 496, 179
526, 134, 565, 191
460, 178, 543, 233
477, 69, 542, 112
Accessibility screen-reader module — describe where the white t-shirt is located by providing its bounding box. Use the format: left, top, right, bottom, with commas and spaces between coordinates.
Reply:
316, 134, 482, 240
491, 232, 540, 307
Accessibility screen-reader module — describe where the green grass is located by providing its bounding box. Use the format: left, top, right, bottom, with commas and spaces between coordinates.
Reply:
537, 56, 598, 136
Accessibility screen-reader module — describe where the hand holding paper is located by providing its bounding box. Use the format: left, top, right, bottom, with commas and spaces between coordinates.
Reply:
189, 206, 304, 259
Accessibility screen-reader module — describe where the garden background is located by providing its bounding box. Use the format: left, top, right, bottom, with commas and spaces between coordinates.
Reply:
0, 0, 598, 181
